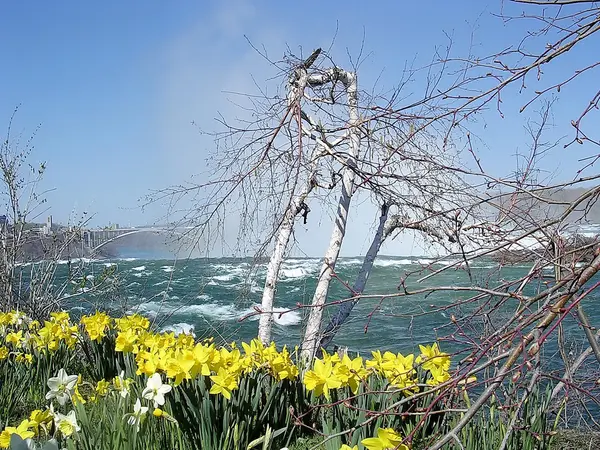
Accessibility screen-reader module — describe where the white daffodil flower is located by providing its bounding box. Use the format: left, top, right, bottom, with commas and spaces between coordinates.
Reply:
54, 410, 80, 437
46, 369, 78, 406
127, 398, 149, 432
141, 373, 172, 407
114, 370, 130, 398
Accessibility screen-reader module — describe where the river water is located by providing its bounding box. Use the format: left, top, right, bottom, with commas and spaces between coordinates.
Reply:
38, 255, 591, 358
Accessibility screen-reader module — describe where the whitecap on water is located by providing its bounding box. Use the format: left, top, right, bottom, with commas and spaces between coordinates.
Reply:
280, 267, 310, 280
437, 259, 461, 266
417, 259, 434, 265
271, 308, 301, 326
128, 302, 161, 318
374, 259, 414, 267
246, 306, 301, 326
212, 273, 236, 282
132, 266, 146, 271
161, 266, 175, 273
57, 257, 96, 265
15, 262, 32, 267
130, 298, 301, 327
183, 303, 246, 320
337, 258, 362, 266
162, 323, 195, 336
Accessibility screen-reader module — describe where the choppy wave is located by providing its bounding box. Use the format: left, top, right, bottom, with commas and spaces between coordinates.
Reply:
162, 323, 195, 336
417, 259, 433, 265
374, 258, 414, 267
57, 258, 95, 265
280, 267, 311, 280
132, 266, 146, 271
268, 307, 301, 326
213, 274, 237, 282
338, 258, 363, 266
161, 266, 174, 273
130, 297, 301, 327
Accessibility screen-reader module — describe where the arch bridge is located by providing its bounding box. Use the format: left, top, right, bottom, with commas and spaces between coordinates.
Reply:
83, 227, 192, 252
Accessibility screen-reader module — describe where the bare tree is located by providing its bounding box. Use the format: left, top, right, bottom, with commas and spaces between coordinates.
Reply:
148, 4, 600, 443
0, 109, 108, 319
298, 66, 361, 361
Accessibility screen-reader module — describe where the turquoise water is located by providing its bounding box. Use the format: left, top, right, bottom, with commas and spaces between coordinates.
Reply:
48, 255, 592, 357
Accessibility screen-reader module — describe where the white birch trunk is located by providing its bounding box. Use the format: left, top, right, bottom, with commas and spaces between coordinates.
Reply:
301, 70, 360, 361
257, 67, 314, 344
319, 204, 391, 350
258, 186, 313, 344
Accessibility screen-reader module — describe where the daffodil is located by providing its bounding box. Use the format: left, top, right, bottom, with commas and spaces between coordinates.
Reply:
418, 343, 450, 372
152, 408, 178, 423
303, 358, 342, 401
427, 366, 451, 386
142, 373, 172, 407
50, 311, 70, 323
362, 428, 409, 450
54, 410, 79, 437
15, 353, 33, 365
5, 330, 23, 347
113, 371, 133, 398
95, 379, 110, 397
72, 376, 86, 405
193, 343, 215, 376
81, 311, 111, 341
209, 368, 239, 400
0, 419, 35, 448
29, 409, 53, 435
127, 399, 148, 432
115, 329, 139, 353
335, 355, 368, 393
46, 368, 78, 406
340, 445, 358, 450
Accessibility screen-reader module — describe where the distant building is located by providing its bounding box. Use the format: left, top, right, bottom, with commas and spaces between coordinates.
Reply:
42, 215, 53, 235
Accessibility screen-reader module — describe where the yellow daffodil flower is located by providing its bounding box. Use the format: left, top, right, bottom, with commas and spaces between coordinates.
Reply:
303, 358, 342, 401
362, 428, 409, 450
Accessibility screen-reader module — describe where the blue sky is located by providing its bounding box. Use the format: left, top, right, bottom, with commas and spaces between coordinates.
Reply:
0, 0, 597, 256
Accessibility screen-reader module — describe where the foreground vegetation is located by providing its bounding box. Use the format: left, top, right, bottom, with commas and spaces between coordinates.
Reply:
0, 310, 562, 449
